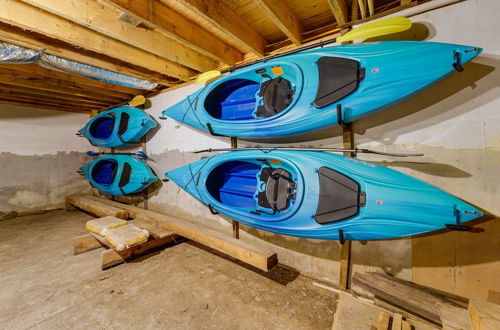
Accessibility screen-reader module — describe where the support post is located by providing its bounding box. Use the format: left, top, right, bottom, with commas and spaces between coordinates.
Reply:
339, 124, 353, 292
142, 134, 148, 210
230, 136, 240, 239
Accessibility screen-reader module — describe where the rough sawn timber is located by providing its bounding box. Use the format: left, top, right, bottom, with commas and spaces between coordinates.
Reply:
66, 194, 278, 272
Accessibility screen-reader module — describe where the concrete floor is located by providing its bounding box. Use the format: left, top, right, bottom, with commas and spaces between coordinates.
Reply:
0, 211, 336, 329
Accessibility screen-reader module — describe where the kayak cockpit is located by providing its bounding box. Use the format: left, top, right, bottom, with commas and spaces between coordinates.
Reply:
203, 65, 297, 121
205, 159, 297, 215
91, 159, 132, 189
314, 167, 365, 224
89, 116, 114, 139
91, 159, 118, 186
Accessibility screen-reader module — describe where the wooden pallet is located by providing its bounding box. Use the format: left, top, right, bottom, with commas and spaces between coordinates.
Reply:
66, 194, 278, 272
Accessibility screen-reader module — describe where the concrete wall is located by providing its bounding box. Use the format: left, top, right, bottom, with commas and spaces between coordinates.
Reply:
0, 104, 90, 212
139, 0, 499, 300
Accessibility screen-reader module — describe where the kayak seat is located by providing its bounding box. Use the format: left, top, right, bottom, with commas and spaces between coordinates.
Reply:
89, 116, 114, 139
313, 57, 365, 109
206, 161, 261, 208
314, 167, 366, 224
118, 112, 130, 138
256, 77, 294, 118
118, 163, 132, 188
204, 79, 260, 121
92, 160, 118, 185
258, 167, 296, 211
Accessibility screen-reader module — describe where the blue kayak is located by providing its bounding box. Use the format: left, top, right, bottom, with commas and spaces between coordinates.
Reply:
79, 106, 158, 148
79, 154, 158, 196
165, 150, 482, 240
162, 41, 481, 138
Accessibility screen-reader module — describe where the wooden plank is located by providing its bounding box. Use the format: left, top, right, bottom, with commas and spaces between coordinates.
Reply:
401, 0, 411, 5
392, 313, 403, 330
162, 0, 267, 56
0, 100, 92, 114
69, 194, 278, 271
374, 297, 441, 328
468, 299, 500, 330
103, 0, 243, 65
0, 0, 196, 81
0, 94, 102, 111
74, 234, 104, 255
367, 0, 375, 16
351, 0, 359, 22
377, 311, 391, 330
0, 22, 175, 86
253, 0, 303, 45
0, 63, 141, 96
101, 234, 180, 270
0, 83, 113, 107
439, 302, 471, 330
22, 0, 219, 72
358, 0, 367, 19
401, 320, 412, 330
353, 272, 469, 325
332, 293, 391, 330
0, 71, 126, 103
326, 0, 348, 26
65, 195, 129, 219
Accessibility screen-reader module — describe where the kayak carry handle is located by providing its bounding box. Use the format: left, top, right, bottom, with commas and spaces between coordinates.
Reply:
453, 51, 464, 72
207, 204, 219, 215
445, 209, 471, 231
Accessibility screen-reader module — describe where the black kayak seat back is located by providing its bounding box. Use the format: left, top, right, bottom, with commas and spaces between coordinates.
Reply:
118, 112, 130, 137
256, 77, 294, 118
91, 160, 118, 185
313, 56, 365, 109
315, 167, 365, 224
258, 167, 296, 211
118, 163, 132, 188
89, 116, 114, 139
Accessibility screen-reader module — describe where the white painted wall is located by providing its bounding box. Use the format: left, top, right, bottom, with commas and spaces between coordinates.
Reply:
0, 104, 90, 211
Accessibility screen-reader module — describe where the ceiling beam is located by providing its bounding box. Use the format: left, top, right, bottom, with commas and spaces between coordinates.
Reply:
367, 0, 375, 16
358, 0, 367, 19
0, 83, 114, 106
0, 99, 92, 113
0, 23, 175, 86
0, 92, 104, 110
103, 0, 243, 66
1, 64, 137, 98
351, 0, 359, 21
0, 0, 196, 81
253, 0, 303, 45
161, 0, 267, 56
326, 0, 348, 26
0, 66, 133, 100
21, 0, 219, 72
0, 74, 124, 103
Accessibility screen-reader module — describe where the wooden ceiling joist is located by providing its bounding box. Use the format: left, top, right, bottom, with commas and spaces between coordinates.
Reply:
0, 83, 113, 107
326, 0, 349, 26
0, 99, 94, 113
0, 23, 176, 86
102, 0, 244, 65
0, 0, 196, 81
0, 92, 103, 110
0, 65, 137, 99
21, 0, 220, 72
253, 0, 303, 45
161, 0, 267, 56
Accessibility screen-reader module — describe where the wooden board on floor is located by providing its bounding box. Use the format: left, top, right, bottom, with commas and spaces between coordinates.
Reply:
101, 234, 179, 270
468, 299, 500, 330
353, 272, 469, 325
66, 195, 129, 219
66, 194, 278, 271
74, 234, 105, 255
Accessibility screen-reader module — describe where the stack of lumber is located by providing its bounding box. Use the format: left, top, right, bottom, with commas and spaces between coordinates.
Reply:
66, 194, 278, 271
352, 272, 500, 330
75, 215, 179, 270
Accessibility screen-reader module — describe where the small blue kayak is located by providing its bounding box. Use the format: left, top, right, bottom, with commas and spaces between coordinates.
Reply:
79, 106, 158, 148
162, 41, 481, 138
165, 150, 482, 240
79, 154, 158, 196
